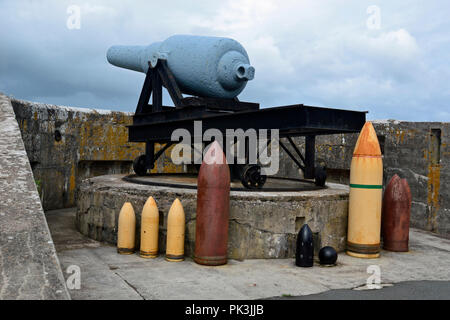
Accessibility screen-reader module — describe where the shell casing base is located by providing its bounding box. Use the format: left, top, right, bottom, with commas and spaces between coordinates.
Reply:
165, 254, 184, 262
117, 248, 135, 255
194, 255, 227, 266
140, 251, 158, 258
383, 240, 409, 252
346, 251, 380, 259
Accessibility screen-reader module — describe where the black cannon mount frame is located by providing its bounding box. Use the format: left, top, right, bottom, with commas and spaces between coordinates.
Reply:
127, 59, 366, 189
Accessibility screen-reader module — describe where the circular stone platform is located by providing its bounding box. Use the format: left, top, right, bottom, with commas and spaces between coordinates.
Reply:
76, 174, 350, 260
123, 173, 324, 191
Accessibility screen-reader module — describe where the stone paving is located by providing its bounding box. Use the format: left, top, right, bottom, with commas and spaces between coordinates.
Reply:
48, 207, 450, 300
0, 93, 69, 300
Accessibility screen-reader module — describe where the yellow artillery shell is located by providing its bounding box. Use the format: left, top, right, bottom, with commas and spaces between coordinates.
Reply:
140, 196, 160, 258
117, 202, 136, 254
165, 198, 185, 262
347, 122, 383, 259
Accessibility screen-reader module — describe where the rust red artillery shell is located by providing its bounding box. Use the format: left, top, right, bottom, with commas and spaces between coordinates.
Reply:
194, 141, 230, 266
381, 174, 412, 252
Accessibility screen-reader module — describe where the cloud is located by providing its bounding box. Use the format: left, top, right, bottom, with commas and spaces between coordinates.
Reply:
0, 0, 449, 121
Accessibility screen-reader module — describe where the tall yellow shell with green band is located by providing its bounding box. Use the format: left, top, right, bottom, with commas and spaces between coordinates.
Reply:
347, 122, 383, 259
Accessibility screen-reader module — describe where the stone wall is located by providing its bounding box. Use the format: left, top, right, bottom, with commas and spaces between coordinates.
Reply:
0, 94, 70, 299
278, 120, 449, 237
11, 98, 184, 211
10, 96, 450, 237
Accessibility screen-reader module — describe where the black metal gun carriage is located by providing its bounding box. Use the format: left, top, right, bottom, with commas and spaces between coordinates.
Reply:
127, 60, 366, 189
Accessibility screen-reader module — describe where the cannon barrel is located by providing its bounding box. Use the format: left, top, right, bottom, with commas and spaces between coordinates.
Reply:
107, 35, 255, 99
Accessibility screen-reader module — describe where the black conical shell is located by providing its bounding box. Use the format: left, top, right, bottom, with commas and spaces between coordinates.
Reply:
295, 224, 314, 267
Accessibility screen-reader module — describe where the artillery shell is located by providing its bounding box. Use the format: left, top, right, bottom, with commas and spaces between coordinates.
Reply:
347, 122, 383, 259
117, 202, 136, 254
382, 175, 411, 252
166, 198, 185, 262
140, 196, 159, 258
194, 141, 230, 266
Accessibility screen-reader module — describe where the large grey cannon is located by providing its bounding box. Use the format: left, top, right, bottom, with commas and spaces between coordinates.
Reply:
109, 34, 366, 190
107, 35, 255, 99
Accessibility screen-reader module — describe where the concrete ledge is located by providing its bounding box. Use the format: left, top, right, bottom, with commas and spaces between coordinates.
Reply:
76, 174, 349, 259
0, 93, 70, 300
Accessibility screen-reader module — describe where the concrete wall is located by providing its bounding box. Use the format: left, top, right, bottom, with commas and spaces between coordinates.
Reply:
278, 120, 449, 237
11, 98, 183, 211
0, 94, 70, 299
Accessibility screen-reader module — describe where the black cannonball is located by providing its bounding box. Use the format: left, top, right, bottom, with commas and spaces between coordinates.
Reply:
319, 246, 337, 265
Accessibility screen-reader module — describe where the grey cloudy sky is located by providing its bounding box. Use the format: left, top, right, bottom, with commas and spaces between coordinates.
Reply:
0, 0, 449, 121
